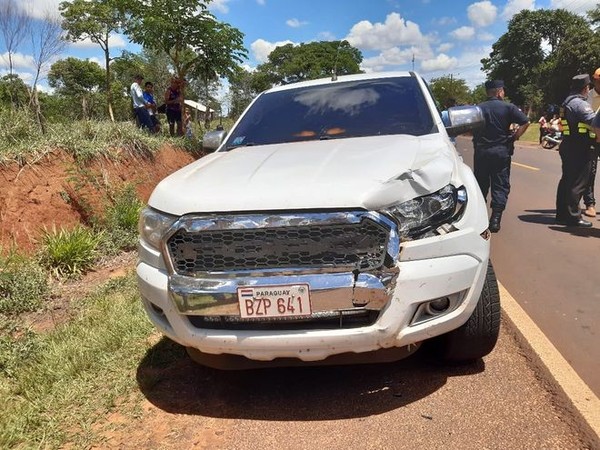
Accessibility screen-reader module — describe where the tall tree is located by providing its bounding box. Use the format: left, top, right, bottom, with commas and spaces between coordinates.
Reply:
29, 12, 66, 133
60, 0, 125, 122
48, 57, 105, 119
255, 40, 363, 87
0, 0, 31, 107
429, 75, 471, 108
0, 74, 29, 108
122, 0, 246, 112
482, 9, 600, 106
227, 66, 259, 119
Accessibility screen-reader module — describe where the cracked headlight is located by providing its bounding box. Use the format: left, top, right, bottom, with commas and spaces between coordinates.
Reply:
383, 184, 467, 240
138, 207, 178, 249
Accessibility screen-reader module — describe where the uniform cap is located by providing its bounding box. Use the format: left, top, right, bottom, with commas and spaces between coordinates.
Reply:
570, 74, 590, 91
484, 80, 504, 90
593, 68, 600, 80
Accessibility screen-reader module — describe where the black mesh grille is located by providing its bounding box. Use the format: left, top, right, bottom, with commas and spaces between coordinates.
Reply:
167, 218, 390, 275
187, 310, 380, 330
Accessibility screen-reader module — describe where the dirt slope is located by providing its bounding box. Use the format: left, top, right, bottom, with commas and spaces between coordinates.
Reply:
0, 146, 196, 252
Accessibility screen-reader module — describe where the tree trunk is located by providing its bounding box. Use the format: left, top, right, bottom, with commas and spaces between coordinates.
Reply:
105, 47, 114, 122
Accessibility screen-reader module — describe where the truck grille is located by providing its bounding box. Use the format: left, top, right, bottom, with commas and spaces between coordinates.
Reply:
166, 218, 390, 275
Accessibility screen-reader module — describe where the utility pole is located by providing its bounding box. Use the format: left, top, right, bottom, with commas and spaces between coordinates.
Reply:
412, 53, 415, 71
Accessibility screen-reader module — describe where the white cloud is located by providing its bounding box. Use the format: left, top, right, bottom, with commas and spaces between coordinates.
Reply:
88, 57, 103, 67
70, 34, 127, 49
502, 0, 535, 20
286, 18, 308, 28
432, 16, 457, 27
477, 31, 495, 41
467, 1, 497, 27
257, 0, 266, 4
18, 0, 61, 20
550, 0, 597, 13
0, 52, 36, 71
209, 0, 230, 13
361, 45, 433, 72
437, 43, 454, 52
345, 12, 428, 51
0, 69, 34, 83
250, 39, 295, 64
420, 53, 459, 72
450, 26, 476, 41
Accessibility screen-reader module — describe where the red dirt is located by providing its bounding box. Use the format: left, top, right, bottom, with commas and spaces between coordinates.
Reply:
0, 145, 197, 252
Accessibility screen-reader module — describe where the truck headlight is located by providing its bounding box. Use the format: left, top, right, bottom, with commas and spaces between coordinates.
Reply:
138, 207, 178, 249
383, 185, 467, 240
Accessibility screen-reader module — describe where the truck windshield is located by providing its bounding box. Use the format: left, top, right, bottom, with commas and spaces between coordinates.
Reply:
224, 77, 437, 150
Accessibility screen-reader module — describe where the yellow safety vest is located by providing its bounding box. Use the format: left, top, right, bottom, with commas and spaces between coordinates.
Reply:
560, 99, 596, 139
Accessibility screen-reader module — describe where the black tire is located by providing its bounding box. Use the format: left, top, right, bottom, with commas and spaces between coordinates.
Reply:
436, 261, 501, 363
541, 139, 556, 149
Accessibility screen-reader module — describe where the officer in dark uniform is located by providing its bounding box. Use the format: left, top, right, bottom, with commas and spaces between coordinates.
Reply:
472, 80, 530, 233
556, 74, 596, 227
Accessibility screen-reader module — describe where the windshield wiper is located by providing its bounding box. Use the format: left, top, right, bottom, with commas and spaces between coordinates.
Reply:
225, 142, 256, 151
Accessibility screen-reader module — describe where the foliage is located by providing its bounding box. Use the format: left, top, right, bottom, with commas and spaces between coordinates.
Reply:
254, 40, 363, 87
482, 8, 600, 106
0, 249, 49, 315
39, 225, 102, 277
0, 275, 154, 448
60, 0, 126, 121
48, 57, 106, 119
123, 0, 246, 96
100, 184, 144, 253
429, 75, 471, 108
470, 83, 488, 104
0, 75, 29, 108
227, 66, 258, 118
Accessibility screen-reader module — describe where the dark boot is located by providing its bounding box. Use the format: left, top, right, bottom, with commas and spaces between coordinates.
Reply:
489, 210, 503, 233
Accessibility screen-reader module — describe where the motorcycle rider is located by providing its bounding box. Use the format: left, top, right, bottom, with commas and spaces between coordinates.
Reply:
583, 68, 600, 218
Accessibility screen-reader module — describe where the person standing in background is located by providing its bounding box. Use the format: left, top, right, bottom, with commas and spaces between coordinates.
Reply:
130, 74, 153, 132
165, 77, 183, 136
584, 68, 600, 217
556, 74, 596, 227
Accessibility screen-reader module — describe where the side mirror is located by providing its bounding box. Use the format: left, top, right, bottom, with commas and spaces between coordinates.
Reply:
445, 105, 485, 137
202, 129, 227, 152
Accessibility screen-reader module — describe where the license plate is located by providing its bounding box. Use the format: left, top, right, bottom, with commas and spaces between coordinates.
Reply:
237, 284, 312, 319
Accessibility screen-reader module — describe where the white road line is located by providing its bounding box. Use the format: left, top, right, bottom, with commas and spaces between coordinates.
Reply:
511, 161, 540, 171
499, 281, 600, 441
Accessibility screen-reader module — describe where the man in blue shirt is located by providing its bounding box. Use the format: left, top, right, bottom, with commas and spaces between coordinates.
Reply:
130, 74, 153, 132
472, 80, 530, 233
143, 81, 160, 133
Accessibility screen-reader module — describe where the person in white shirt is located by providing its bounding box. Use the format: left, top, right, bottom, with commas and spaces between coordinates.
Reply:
130, 74, 153, 132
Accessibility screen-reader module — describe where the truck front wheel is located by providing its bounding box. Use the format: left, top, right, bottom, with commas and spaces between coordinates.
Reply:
436, 261, 501, 363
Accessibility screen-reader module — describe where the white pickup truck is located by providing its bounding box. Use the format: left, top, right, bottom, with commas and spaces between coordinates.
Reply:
137, 71, 500, 368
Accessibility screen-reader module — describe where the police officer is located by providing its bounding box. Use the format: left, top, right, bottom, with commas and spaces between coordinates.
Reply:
472, 80, 530, 233
556, 74, 596, 227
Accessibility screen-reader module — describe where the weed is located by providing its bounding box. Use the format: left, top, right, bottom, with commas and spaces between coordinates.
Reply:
100, 184, 144, 254
0, 248, 49, 315
39, 225, 102, 278
0, 274, 155, 448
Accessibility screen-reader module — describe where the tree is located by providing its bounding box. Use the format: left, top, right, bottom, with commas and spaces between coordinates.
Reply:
0, 0, 31, 107
122, 0, 246, 115
60, 0, 125, 121
429, 75, 471, 108
0, 74, 29, 108
470, 83, 487, 104
227, 66, 258, 119
254, 40, 363, 87
48, 57, 105, 119
482, 9, 600, 107
29, 12, 66, 133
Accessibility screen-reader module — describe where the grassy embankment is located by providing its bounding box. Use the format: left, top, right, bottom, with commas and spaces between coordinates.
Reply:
0, 108, 229, 448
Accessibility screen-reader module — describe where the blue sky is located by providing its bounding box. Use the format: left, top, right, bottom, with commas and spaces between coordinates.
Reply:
1, 0, 598, 94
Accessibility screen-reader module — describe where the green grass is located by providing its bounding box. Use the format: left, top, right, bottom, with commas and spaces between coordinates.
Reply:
100, 184, 145, 254
0, 248, 49, 315
39, 225, 103, 278
520, 122, 543, 143
0, 275, 155, 448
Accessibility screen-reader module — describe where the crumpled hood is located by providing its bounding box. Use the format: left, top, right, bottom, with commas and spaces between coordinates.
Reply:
149, 134, 459, 215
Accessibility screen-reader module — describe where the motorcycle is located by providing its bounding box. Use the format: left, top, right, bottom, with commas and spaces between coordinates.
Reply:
540, 128, 562, 149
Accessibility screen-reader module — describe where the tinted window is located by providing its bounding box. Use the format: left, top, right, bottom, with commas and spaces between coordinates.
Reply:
224, 77, 437, 149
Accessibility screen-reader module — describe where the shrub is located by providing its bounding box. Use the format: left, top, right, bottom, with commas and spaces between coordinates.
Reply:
39, 225, 102, 278
101, 184, 144, 253
0, 249, 49, 315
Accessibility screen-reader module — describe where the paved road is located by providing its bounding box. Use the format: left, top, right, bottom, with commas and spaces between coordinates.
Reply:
456, 136, 600, 397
